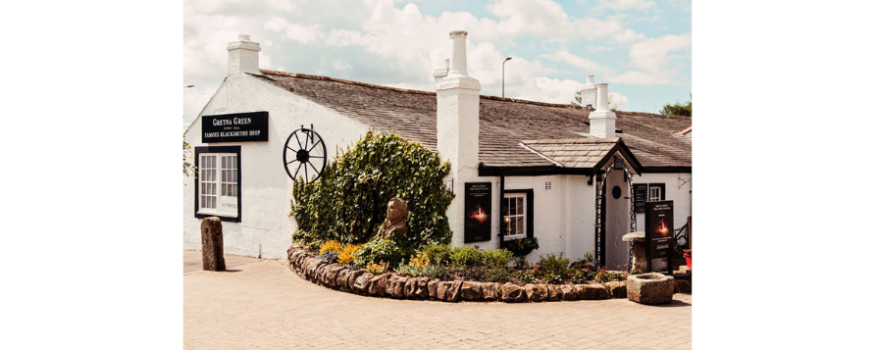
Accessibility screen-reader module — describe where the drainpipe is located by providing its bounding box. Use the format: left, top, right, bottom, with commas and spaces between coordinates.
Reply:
499, 170, 505, 248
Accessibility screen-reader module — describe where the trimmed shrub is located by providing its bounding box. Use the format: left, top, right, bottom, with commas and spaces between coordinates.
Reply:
449, 246, 482, 269
291, 131, 455, 245
538, 252, 570, 278
421, 244, 451, 265
353, 236, 416, 268
481, 249, 514, 268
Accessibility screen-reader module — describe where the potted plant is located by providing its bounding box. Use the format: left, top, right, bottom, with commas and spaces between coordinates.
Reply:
683, 249, 692, 269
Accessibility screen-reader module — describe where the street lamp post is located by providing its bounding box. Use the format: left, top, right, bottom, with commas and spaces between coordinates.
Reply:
502, 57, 512, 98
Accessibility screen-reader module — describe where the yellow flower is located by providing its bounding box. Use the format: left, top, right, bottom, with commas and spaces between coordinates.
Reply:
319, 240, 343, 254
337, 244, 362, 265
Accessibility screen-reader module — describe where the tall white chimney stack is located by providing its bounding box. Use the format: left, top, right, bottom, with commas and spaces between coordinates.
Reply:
589, 83, 616, 138
227, 34, 261, 75
448, 31, 469, 77
577, 74, 597, 109
435, 30, 482, 247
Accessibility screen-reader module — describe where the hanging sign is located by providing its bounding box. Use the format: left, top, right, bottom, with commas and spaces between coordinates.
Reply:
464, 182, 492, 243
645, 200, 674, 273
202, 111, 269, 143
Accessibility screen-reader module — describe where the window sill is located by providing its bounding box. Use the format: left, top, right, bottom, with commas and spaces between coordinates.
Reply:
503, 235, 526, 241
195, 212, 240, 222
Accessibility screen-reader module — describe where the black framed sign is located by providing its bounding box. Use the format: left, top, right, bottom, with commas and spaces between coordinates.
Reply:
645, 200, 674, 273
202, 111, 269, 143
464, 182, 492, 243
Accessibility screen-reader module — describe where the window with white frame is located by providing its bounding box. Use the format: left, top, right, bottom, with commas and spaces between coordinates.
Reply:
503, 193, 526, 239
195, 146, 241, 221
648, 186, 661, 202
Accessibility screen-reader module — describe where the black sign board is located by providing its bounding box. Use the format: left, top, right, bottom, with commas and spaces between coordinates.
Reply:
464, 182, 492, 243
202, 111, 269, 143
645, 200, 674, 273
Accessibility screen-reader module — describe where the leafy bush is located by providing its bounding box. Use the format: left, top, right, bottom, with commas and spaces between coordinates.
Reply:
421, 244, 451, 265
481, 249, 514, 268
353, 236, 416, 268
366, 261, 389, 275
538, 252, 570, 278
337, 244, 362, 265
423, 265, 453, 281
449, 246, 482, 269
461, 266, 487, 281
291, 131, 455, 245
319, 240, 343, 254
510, 269, 536, 284
317, 251, 339, 264
484, 267, 511, 283
503, 237, 539, 257
569, 269, 591, 284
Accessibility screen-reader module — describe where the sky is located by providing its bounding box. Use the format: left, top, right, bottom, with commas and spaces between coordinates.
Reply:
183, 0, 692, 130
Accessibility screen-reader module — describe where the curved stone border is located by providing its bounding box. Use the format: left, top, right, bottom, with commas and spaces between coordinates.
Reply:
287, 245, 690, 303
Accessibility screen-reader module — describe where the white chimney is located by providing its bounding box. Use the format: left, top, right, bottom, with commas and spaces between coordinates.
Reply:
435, 30, 481, 247
227, 34, 261, 75
577, 74, 597, 109
589, 83, 616, 138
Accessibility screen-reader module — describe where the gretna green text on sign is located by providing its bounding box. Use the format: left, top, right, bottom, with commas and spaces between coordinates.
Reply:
202, 111, 269, 143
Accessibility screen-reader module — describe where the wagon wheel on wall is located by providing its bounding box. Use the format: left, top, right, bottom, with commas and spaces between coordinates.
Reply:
283, 125, 327, 184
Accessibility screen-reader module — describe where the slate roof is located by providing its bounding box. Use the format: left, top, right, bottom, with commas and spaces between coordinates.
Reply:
254, 69, 691, 172
520, 138, 642, 172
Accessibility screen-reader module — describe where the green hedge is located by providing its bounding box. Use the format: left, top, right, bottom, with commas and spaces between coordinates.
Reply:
291, 131, 455, 246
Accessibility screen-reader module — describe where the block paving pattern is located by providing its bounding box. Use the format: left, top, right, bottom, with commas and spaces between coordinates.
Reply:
184, 251, 691, 350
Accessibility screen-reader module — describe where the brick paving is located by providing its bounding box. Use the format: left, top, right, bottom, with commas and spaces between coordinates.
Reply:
184, 250, 691, 349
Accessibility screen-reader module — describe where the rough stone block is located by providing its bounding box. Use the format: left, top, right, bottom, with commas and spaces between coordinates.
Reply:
368, 273, 391, 296
500, 283, 526, 303
336, 268, 351, 291
353, 272, 373, 294
436, 281, 453, 300
481, 283, 499, 301
461, 282, 482, 300
525, 284, 549, 302
404, 277, 418, 298
391, 276, 408, 298
346, 270, 365, 291
560, 284, 577, 301
414, 278, 429, 299
577, 284, 610, 300
605, 281, 627, 298
427, 279, 440, 299
627, 273, 675, 305
200, 217, 226, 271
446, 280, 463, 302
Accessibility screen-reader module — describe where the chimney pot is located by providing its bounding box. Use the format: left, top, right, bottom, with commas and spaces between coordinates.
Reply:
587, 75, 594, 85
448, 30, 469, 77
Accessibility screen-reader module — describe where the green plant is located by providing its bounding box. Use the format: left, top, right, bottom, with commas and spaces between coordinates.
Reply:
183, 135, 196, 177
659, 93, 692, 117
423, 265, 454, 281
290, 131, 455, 246
462, 266, 487, 281
569, 269, 592, 284
449, 246, 482, 269
481, 249, 514, 268
484, 266, 511, 283
630, 268, 642, 275
537, 252, 570, 278
583, 252, 594, 264
353, 236, 415, 268
510, 269, 536, 284
421, 244, 451, 265
503, 237, 539, 257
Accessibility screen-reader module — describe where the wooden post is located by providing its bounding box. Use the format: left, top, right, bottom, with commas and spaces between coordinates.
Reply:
201, 217, 226, 271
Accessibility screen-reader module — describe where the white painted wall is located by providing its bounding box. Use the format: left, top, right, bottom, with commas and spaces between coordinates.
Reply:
183, 73, 373, 259
633, 172, 693, 234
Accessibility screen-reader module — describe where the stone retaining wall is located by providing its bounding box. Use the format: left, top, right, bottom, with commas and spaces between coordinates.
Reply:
287, 245, 690, 303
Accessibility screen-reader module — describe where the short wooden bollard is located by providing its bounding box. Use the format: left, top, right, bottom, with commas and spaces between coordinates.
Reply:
201, 217, 226, 271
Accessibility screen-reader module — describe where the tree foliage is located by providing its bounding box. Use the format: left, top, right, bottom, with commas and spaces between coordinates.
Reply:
570, 88, 623, 111
290, 131, 455, 246
659, 94, 692, 117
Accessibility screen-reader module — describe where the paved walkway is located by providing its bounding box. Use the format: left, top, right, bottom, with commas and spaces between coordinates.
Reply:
184, 250, 691, 350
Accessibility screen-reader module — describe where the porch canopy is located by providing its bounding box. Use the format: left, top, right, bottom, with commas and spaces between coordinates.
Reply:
479, 137, 643, 176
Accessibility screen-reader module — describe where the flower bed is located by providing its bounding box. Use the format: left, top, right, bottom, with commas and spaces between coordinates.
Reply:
285, 245, 681, 303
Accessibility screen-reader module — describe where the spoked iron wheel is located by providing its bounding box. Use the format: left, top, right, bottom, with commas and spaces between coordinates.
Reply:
283, 126, 327, 184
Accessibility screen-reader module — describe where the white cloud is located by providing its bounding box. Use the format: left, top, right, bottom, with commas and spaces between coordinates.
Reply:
586, 44, 614, 51
332, 59, 352, 71
613, 28, 646, 44
610, 32, 691, 85
264, 17, 324, 44
264, 0, 295, 12
595, 0, 656, 11
539, 50, 610, 73
609, 91, 630, 110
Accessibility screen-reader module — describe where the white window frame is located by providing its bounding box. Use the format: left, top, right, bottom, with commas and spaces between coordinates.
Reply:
195, 146, 241, 221
503, 193, 526, 240
648, 186, 662, 202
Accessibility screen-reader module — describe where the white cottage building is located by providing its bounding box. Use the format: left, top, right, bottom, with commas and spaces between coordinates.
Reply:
183, 32, 692, 268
